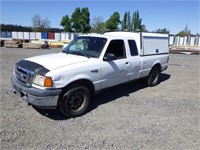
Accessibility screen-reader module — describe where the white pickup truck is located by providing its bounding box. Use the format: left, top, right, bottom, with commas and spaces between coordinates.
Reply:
11, 32, 169, 118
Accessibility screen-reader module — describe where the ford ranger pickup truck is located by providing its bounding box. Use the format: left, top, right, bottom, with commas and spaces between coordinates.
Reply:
11, 32, 169, 118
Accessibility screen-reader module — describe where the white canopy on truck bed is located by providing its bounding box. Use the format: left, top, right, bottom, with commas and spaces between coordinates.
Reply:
105, 32, 169, 56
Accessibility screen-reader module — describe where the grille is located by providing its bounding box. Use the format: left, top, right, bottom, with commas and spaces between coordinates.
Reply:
15, 65, 35, 87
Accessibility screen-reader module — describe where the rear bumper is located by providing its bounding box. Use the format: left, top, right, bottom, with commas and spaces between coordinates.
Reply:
11, 75, 62, 109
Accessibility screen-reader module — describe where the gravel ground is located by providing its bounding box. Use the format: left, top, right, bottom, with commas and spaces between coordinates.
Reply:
1, 48, 200, 150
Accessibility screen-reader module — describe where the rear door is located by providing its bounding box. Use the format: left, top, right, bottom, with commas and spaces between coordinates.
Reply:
127, 40, 141, 80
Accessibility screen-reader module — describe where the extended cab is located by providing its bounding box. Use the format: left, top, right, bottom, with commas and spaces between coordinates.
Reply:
11, 32, 169, 118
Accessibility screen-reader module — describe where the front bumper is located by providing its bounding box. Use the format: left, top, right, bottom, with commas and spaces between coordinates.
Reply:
11, 75, 62, 109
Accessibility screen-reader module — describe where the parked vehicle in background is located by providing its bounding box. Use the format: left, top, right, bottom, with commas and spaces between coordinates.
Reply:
11, 32, 169, 118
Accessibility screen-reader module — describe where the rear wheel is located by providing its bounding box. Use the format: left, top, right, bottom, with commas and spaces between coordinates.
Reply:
146, 67, 160, 86
59, 85, 90, 118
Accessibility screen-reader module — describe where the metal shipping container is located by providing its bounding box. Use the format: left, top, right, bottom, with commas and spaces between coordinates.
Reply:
6, 32, 12, 38
183, 36, 187, 45
190, 37, 195, 45
48, 32, 54, 39
194, 36, 198, 45
18, 32, 24, 39
23, 32, 30, 39
174, 36, 179, 45
35, 32, 41, 39
30, 32, 36, 39
61, 33, 66, 40
41, 32, 48, 39
54, 33, 61, 40
169, 35, 174, 45
179, 37, 184, 45
12, 32, 18, 39
1, 32, 7, 38
66, 33, 70, 40
70, 33, 75, 40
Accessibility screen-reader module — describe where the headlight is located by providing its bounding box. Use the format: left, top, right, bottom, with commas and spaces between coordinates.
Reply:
33, 75, 53, 87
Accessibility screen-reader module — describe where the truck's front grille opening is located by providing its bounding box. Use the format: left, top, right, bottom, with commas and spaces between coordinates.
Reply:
15, 66, 34, 87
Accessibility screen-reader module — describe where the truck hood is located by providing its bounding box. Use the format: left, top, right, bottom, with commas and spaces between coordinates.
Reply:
25, 52, 89, 70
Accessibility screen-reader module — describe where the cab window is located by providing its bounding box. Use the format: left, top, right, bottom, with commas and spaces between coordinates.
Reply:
128, 40, 138, 56
105, 40, 126, 59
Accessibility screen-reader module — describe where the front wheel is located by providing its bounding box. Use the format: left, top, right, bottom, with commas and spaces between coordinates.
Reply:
146, 67, 160, 86
59, 85, 90, 118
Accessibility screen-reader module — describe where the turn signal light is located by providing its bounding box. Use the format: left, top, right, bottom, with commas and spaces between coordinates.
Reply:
44, 77, 53, 87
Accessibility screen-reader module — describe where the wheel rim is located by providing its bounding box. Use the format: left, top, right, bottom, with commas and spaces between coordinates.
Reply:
68, 90, 86, 113
150, 70, 158, 84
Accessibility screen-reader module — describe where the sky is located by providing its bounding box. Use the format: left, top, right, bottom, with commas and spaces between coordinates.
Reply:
0, 0, 199, 35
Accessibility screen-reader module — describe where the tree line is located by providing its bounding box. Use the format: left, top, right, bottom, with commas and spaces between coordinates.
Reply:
0, 24, 63, 32
60, 7, 198, 36
60, 7, 147, 33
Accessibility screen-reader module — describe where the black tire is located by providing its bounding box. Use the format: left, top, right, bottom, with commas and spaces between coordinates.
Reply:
58, 84, 90, 118
146, 67, 160, 86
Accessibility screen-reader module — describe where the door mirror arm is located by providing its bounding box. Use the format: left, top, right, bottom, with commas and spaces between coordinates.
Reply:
103, 53, 116, 61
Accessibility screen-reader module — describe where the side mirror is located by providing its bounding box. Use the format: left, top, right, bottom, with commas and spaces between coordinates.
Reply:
103, 53, 116, 61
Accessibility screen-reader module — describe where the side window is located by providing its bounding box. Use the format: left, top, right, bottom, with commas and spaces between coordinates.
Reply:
128, 40, 138, 56
105, 40, 126, 59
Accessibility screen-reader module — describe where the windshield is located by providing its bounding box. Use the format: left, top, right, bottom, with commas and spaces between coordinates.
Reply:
63, 36, 107, 58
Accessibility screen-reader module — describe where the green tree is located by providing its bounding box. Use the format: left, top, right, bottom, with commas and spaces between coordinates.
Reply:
177, 24, 190, 36
60, 15, 72, 32
155, 28, 170, 33
140, 24, 147, 32
91, 16, 105, 33
81, 7, 91, 33
71, 7, 82, 32
105, 12, 121, 30
62, 7, 91, 33
122, 10, 146, 32
126, 11, 132, 31
122, 12, 127, 30
133, 10, 142, 31
177, 31, 190, 36
32, 15, 50, 32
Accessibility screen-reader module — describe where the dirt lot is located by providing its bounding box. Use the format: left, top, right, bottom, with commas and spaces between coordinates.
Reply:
0, 48, 199, 150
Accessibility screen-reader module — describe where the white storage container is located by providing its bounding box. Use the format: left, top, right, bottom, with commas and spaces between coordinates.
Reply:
70, 33, 75, 40
189, 37, 195, 45
175, 36, 180, 45
61, 33, 66, 41
23, 32, 30, 39
12, 32, 18, 39
30, 32, 36, 39
54, 33, 61, 40
17, 32, 24, 39
35, 32, 41, 39
169, 36, 174, 45
183, 36, 187, 45
105, 32, 169, 56
179, 37, 184, 45
65, 33, 70, 40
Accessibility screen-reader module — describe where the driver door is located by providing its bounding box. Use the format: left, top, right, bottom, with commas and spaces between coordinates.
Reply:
101, 40, 131, 89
